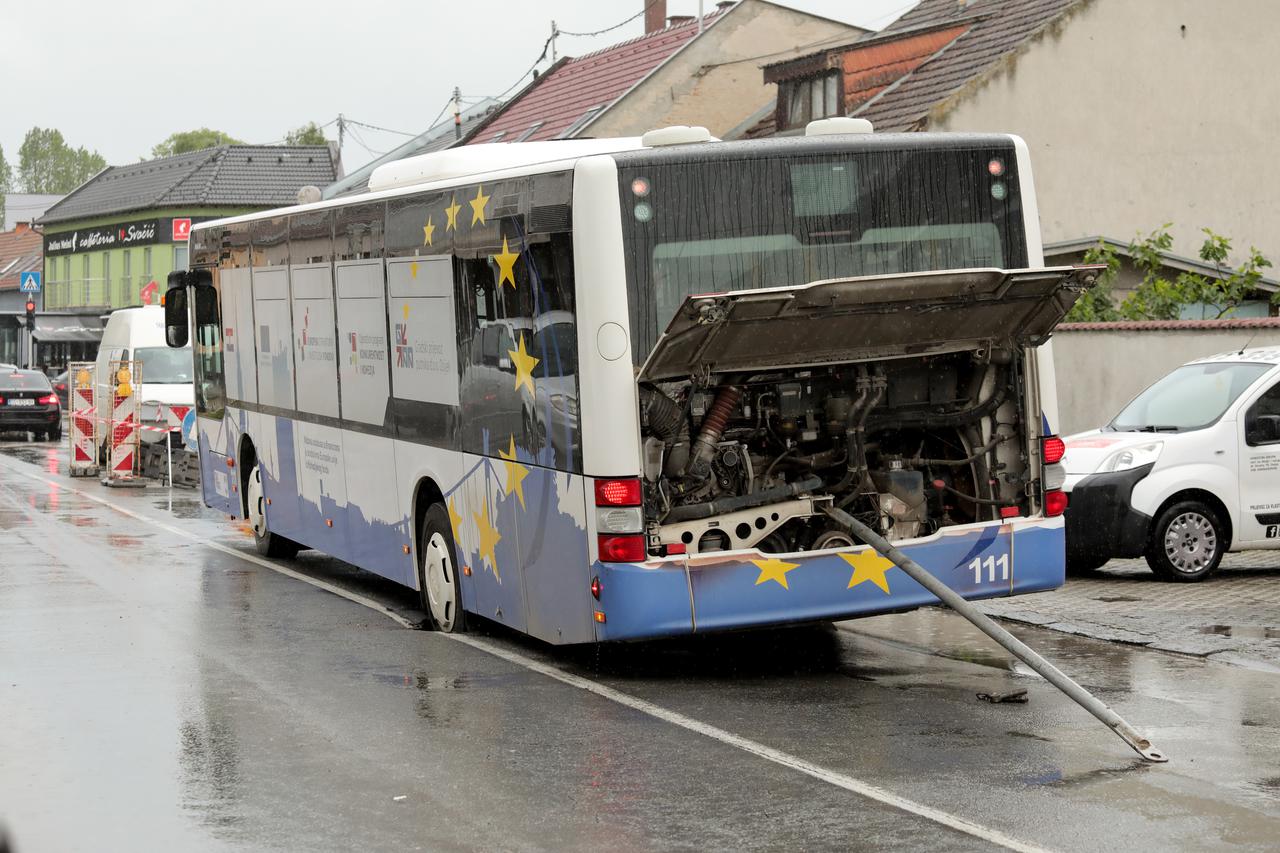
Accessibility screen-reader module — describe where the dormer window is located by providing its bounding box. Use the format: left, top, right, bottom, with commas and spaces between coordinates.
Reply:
778, 71, 841, 131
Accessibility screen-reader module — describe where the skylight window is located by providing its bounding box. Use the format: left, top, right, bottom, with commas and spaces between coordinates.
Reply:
557, 106, 606, 139
515, 121, 545, 143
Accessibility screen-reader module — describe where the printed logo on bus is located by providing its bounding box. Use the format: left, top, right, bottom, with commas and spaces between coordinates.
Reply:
394, 323, 413, 368
297, 307, 311, 362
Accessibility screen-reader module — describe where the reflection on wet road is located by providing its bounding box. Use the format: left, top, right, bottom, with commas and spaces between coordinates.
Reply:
3, 441, 1280, 852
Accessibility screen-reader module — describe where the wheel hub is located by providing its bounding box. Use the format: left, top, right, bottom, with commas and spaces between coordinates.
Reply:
423, 531, 457, 631
1164, 512, 1216, 574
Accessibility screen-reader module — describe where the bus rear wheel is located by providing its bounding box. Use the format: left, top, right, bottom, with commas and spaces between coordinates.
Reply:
248, 461, 300, 559
419, 503, 466, 633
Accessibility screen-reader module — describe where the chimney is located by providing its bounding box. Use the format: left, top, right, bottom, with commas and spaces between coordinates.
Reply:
668, 15, 694, 26
645, 0, 667, 33
14, 222, 30, 235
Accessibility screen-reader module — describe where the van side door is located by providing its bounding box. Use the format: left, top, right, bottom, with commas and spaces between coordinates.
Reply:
1238, 374, 1280, 547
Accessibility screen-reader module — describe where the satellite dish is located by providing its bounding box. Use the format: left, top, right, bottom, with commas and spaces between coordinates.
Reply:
297, 185, 322, 205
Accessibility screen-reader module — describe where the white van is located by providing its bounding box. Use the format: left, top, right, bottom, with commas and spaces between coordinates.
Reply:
1062, 347, 1280, 581
95, 306, 194, 448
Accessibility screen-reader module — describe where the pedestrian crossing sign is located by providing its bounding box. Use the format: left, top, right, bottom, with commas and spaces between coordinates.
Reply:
19, 271, 42, 293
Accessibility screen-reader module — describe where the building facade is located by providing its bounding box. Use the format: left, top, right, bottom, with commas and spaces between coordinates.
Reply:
38, 144, 340, 313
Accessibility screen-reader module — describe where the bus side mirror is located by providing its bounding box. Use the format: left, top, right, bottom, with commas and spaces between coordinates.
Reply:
165, 273, 189, 348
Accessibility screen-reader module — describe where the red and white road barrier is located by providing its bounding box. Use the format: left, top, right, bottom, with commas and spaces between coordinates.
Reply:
68, 362, 99, 478
103, 360, 142, 486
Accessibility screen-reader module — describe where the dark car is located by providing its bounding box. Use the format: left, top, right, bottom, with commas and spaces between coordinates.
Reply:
50, 369, 70, 409
0, 369, 62, 440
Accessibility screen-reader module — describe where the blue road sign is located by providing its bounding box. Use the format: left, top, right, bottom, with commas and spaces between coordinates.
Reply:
19, 271, 42, 293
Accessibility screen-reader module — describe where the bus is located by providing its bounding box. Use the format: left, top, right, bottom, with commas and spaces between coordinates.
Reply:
163, 122, 1093, 644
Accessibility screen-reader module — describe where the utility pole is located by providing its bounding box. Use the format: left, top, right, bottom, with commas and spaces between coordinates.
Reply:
453, 87, 462, 140
550, 20, 558, 61
337, 113, 346, 155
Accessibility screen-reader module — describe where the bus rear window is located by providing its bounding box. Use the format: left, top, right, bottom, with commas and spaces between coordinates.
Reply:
617, 144, 1026, 356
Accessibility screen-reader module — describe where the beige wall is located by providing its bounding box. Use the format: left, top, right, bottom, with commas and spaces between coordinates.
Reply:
586, 1, 860, 139
1053, 327, 1280, 435
933, 0, 1280, 266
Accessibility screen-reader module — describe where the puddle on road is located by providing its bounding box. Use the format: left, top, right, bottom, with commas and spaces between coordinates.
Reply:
156, 498, 210, 519
1198, 624, 1280, 640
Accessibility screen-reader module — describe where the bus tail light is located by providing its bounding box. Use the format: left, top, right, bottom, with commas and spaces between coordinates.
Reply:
598, 534, 646, 563
590, 576, 601, 600
1045, 490, 1068, 517
594, 478, 642, 507
1043, 435, 1066, 464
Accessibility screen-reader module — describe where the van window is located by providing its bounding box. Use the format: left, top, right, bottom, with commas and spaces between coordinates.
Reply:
1245, 381, 1280, 446
1111, 362, 1270, 432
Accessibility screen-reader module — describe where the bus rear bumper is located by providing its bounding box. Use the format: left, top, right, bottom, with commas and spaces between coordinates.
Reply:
592, 517, 1064, 642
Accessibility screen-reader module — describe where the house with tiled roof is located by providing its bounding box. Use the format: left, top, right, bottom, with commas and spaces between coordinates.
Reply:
736, 0, 1280, 274
37, 144, 340, 314
465, 0, 863, 146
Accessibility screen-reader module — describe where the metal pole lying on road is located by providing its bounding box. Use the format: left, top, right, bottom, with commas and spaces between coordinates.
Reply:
820, 505, 1168, 763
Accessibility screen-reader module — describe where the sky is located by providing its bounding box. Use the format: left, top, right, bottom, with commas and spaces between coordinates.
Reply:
0, 0, 916, 181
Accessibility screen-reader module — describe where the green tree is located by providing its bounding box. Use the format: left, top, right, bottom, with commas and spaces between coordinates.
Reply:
284, 122, 327, 145
1118, 225, 1277, 320
151, 128, 244, 158
1064, 240, 1122, 322
17, 127, 108, 194
0, 143, 11, 229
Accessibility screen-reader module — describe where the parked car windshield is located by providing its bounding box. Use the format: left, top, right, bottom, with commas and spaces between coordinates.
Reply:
0, 370, 53, 391
1110, 361, 1271, 432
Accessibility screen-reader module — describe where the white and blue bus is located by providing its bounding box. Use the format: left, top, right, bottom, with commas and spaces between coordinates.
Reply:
164, 122, 1092, 643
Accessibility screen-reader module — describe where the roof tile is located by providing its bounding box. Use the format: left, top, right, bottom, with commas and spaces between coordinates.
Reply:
468, 12, 725, 145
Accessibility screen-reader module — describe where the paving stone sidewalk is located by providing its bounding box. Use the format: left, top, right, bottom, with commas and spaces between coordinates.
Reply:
977, 551, 1280, 670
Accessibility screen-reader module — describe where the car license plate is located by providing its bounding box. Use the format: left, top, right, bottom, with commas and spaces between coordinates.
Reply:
7, 398, 35, 406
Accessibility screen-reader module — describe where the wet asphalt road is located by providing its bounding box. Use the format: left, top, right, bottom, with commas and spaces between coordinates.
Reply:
3, 440, 1280, 852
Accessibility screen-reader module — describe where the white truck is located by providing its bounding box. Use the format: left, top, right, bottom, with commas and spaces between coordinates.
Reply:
1062, 347, 1280, 581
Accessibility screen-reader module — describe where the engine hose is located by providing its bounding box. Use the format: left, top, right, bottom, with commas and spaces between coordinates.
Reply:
686, 383, 743, 476
908, 432, 1011, 467
831, 367, 883, 496
932, 480, 1007, 506
638, 384, 683, 441
663, 476, 823, 523
868, 371, 1007, 429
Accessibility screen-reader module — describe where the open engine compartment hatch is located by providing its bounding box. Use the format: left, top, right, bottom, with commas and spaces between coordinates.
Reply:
638, 266, 1100, 382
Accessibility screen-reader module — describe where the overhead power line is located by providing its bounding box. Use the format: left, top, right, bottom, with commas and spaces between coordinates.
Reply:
558, 0, 664, 37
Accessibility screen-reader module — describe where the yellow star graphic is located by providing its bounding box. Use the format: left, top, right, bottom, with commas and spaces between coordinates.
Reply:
842, 550, 896, 594
469, 185, 490, 226
473, 503, 502, 582
409, 261, 419, 279
447, 496, 464, 543
508, 333, 539, 396
493, 237, 519, 289
402, 302, 410, 321
445, 198, 461, 231
498, 435, 530, 510
422, 216, 435, 246
752, 557, 800, 590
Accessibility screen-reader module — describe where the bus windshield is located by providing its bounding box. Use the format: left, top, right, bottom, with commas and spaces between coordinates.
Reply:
617, 143, 1027, 354
136, 346, 193, 385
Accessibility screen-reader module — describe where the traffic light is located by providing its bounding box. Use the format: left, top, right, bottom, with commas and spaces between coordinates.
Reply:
24, 298, 35, 327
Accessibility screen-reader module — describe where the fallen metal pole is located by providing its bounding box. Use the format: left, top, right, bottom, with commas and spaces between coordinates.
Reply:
821, 505, 1167, 763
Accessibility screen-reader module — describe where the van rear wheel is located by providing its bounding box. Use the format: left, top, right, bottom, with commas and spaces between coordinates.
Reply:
1145, 500, 1224, 582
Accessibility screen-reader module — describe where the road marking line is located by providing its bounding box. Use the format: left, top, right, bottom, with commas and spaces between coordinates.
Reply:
0, 454, 1054, 853
0, 457, 418, 630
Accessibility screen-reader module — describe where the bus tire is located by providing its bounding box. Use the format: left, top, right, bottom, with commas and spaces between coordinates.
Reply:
247, 461, 300, 559
419, 503, 466, 633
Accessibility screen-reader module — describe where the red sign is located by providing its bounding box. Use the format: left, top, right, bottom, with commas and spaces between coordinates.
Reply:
140, 280, 159, 305
172, 218, 192, 241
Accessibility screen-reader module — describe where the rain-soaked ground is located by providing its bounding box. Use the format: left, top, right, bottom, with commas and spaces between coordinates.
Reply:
3, 438, 1280, 852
